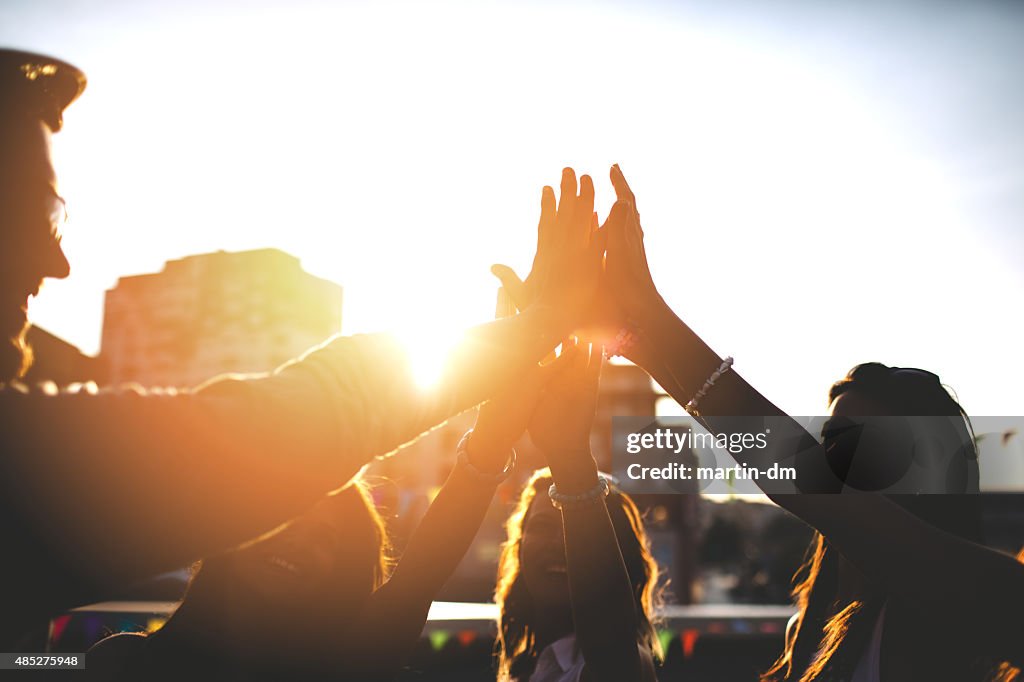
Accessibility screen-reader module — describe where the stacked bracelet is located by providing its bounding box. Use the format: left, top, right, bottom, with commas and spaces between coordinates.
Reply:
684, 356, 734, 417
456, 429, 516, 484
548, 476, 611, 511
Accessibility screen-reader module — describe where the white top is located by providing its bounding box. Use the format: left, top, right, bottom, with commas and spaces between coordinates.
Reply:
529, 634, 585, 682
850, 603, 887, 682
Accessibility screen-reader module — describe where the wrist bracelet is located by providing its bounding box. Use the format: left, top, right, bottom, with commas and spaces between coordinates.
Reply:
456, 429, 516, 484
548, 476, 611, 510
685, 356, 734, 417
605, 327, 637, 358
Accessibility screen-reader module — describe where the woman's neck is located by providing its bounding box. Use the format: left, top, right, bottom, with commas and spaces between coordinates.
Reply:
532, 610, 575, 652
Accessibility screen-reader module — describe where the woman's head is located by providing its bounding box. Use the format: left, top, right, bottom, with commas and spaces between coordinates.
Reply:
828, 363, 967, 418
494, 469, 662, 680
167, 478, 389, 656
822, 362, 979, 495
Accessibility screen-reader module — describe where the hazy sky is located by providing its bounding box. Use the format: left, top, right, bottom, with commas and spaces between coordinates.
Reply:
3, 0, 1022, 416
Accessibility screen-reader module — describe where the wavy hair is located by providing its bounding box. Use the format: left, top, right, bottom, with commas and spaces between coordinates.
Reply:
494, 468, 663, 681
761, 363, 1019, 682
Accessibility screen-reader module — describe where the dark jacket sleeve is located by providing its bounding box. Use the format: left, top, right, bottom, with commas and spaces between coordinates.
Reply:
0, 332, 462, 626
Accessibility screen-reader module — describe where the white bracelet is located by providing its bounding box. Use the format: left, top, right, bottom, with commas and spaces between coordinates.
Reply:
548, 476, 611, 510
684, 356, 734, 416
456, 429, 516, 484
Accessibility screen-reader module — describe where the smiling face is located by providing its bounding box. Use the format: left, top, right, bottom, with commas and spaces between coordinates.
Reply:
519, 494, 571, 612
1, 116, 71, 381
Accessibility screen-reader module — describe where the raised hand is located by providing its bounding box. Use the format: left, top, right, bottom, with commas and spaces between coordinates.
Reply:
528, 340, 603, 483
604, 164, 667, 330
467, 355, 570, 472
491, 167, 603, 334
489, 184, 556, 312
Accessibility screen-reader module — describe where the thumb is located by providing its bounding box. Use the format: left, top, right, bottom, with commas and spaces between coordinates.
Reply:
490, 264, 530, 310
517, 353, 572, 405
538, 345, 578, 380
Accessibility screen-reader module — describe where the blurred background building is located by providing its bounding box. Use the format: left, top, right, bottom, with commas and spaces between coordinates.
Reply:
100, 248, 342, 387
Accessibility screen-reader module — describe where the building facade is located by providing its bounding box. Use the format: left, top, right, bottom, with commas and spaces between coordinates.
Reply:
101, 249, 342, 387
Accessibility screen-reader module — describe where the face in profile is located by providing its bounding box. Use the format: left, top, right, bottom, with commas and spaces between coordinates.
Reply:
821, 390, 916, 490
0, 117, 71, 380
823, 386, 975, 493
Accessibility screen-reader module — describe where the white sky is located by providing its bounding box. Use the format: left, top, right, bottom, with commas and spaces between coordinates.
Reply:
3, 0, 1022, 416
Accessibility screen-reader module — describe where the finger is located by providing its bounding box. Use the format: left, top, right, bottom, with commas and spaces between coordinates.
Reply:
495, 285, 516, 319
586, 343, 604, 384
593, 225, 606, 262
490, 264, 530, 309
601, 200, 633, 254
557, 167, 578, 227
529, 185, 557, 292
536, 185, 557, 258
559, 336, 579, 361
576, 174, 595, 245
523, 360, 558, 392
610, 163, 636, 205
571, 338, 590, 374
600, 199, 631, 231
537, 347, 576, 377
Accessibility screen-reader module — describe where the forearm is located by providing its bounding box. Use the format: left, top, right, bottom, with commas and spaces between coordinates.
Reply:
631, 303, 842, 495
350, 458, 503, 679
279, 305, 566, 466
629, 301, 765, 415
385, 459, 501, 605
2, 305, 564, 581
552, 452, 643, 681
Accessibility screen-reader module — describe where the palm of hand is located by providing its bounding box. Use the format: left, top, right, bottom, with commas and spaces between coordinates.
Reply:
528, 345, 601, 457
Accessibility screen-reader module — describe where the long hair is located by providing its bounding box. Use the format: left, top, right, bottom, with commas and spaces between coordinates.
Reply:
157, 477, 390, 653
494, 468, 663, 681
761, 363, 1019, 682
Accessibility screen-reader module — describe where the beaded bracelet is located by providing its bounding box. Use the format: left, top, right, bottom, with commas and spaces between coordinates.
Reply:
456, 429, 516, 484
684, 356, 734, 417
605, 327, 637, 358
548, 476, 611, 511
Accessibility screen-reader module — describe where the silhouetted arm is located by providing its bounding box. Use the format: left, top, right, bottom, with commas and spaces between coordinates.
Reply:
341, 339, 574, 680
0, 306, 568, 620
529, 343, 655, 682
341, 452, 505, 681
554, 452, 654, 682
602, 167, 1024, 665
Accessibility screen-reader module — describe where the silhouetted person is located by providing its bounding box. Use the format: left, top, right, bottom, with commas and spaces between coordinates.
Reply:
0, 49, 601, 649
